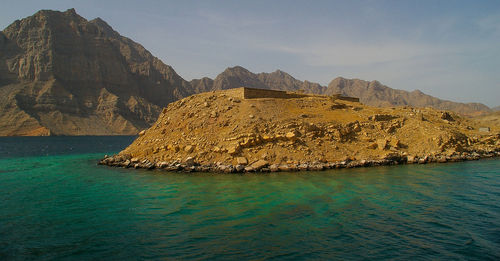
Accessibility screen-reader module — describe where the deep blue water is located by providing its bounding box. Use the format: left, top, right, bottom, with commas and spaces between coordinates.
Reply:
0, 136, 499, 260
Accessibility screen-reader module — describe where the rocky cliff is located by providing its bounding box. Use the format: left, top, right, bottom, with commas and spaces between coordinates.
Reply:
0, 8, 192, 135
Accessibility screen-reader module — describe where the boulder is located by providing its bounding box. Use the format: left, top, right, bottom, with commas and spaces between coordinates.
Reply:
227, 144, 240, 155
235, 164, 245, 172
377, 139, 388, 150
159, 161, 169, 168
309, 164, 324, 171
251, 160, 269, 170
269, 164, 280, 172
369, 114, 395, 121
236, 157, 248, 165
185, 157, 195, 166
184, 145, 194, 153
389, 138, 401, 149
418, 156, 428, 164
285, 130, 299, 140
441, 112, 454, 121
244, 166, 255, 172
121, 160, 131, 167
278, 165, 290, 171
437, 156, 447, 163
298, 164, 309, 171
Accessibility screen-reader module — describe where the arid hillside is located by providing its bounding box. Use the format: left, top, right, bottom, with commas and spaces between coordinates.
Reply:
101, 88, 499, 172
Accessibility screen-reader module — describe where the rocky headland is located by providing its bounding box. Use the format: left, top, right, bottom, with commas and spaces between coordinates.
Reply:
100, 88, 500, 173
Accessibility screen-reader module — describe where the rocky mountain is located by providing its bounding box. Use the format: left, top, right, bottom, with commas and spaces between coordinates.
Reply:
189, 77, 214, 94
0, 9, 492, 136
325, 78, 492, 116
194, 67, 491, 116
0, 8, 192, 135
192, 66, 326, 94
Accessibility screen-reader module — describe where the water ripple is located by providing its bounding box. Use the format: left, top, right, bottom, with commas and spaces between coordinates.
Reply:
0, 137, 499, 260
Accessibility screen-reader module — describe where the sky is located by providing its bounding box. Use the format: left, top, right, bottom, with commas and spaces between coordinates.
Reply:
1, 0, 499, 107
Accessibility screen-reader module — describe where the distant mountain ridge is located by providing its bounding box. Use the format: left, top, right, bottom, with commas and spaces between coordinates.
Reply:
0, 9, 492, 135
325, 77, 491, 116
192, 66, 491, 116
191, 66, 326, 94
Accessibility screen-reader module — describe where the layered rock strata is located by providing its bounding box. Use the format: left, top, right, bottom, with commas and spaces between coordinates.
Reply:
0, 9, 191, 135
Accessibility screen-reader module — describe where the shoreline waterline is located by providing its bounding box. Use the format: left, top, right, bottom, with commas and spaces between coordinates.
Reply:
99, 150, 500, 173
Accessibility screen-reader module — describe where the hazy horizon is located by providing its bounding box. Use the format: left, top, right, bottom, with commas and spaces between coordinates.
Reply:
1, 0, 499, 107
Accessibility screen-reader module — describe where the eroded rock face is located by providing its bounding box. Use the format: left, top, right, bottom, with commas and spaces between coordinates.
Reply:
103, 89, 499, 172
0, 9, 192, 135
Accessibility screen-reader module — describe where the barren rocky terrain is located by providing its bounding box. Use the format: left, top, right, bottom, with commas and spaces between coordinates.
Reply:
101, 89, 500, 172
0, 9, 191, 135
0, 9, 494, 136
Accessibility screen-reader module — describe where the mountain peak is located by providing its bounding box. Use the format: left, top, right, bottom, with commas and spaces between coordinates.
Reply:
224, 66, 251, 73
89, 17, 118, 37
33, 8, 82, 20
270, 69, 291, 77
64, 8, 77, 16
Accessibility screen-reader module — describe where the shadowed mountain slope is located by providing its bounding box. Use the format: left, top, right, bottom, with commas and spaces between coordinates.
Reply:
0, 8, 191, 135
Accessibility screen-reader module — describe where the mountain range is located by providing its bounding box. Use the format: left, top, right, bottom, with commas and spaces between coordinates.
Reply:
0, 9, 493, 135
190, 66, 492, 116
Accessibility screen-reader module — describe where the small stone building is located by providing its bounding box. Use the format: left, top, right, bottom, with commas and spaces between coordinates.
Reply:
225, 87, 359, 102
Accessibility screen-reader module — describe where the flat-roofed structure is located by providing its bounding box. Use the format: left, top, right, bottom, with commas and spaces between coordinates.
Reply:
224, 87, 359, 102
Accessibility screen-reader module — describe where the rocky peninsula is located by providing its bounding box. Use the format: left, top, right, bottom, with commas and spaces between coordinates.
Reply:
100, 88, 500, 172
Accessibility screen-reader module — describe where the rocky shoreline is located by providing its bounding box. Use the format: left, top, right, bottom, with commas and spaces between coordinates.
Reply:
100, 89, 500, 173
99, 149, 500, 173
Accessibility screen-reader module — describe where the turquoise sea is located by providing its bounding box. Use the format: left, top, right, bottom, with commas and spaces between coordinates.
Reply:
0, 136, 499, 260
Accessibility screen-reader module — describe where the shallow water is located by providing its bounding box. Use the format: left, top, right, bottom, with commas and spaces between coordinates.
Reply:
0, 136, 499, 260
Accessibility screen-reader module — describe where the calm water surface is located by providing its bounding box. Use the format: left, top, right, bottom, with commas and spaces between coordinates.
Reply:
0, 136, 499, 260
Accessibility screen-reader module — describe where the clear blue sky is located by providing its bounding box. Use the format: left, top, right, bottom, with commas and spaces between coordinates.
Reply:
1, 0, 499, 107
